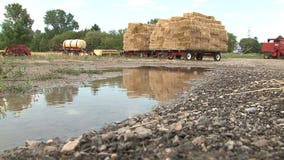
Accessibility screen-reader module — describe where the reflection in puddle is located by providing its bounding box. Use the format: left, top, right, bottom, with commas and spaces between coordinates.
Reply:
123, 66, 206, 102
45, 86, 78, 105
0, 66, 207, 150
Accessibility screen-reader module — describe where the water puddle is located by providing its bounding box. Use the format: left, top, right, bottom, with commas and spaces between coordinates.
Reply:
0, 66, 207, 150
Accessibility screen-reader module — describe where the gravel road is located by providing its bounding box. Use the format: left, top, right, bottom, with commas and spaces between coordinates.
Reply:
0, 58, 283, 160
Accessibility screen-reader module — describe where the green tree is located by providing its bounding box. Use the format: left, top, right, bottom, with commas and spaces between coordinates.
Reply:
1, 3, 34, 46
239, 37, 261, 53
84, 31, 102, 51
39, 37, 49, 52
227, 32, 237, 53
49, 30, 84, 51
30, 30, 43, 51
147, 18, 158, 24
44, 9, 79, 39
91, 24, 101, 31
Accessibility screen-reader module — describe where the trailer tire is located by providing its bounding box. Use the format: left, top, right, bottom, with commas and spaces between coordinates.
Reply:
186, 52, 193, 60
214, 53, 221, 61
196, 54, 203, 60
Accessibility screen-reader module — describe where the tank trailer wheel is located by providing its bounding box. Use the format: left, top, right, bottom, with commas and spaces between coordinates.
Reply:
186, 52, 193, 60
214, 53, 221, 61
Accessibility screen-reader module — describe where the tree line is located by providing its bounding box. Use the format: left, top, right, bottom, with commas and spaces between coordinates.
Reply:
0, 3, 124, 52
0, 3, 262, 53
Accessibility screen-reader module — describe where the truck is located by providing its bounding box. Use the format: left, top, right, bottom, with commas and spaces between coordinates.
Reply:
122, 12, 228, 61
261, 36, 284, 58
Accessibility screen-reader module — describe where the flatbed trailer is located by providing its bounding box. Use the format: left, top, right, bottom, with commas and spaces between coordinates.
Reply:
121, 50, 222, 61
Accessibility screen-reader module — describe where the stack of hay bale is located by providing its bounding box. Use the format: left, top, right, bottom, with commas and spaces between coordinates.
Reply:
124, 12, 228, 52
123, 23, 155, 51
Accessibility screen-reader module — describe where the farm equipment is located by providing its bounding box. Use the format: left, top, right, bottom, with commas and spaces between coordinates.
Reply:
63, 39, 86, 55
4, 44, 31, 56
261, 37, 284, 58
122, 12, 228, 61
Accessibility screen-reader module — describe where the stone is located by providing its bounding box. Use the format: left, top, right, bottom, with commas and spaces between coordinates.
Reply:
25, 140, 41, 150
134, 126, 152, 138
244, 107, 258, 114
252, 139, 269, 147
192, 136, 206, 146
61, 139, 80, 153
43, 146, 58, 154
169, 121, 183, 131
101, 132, 116, 140
98, 145, 107, 152
225, 140, 235, 150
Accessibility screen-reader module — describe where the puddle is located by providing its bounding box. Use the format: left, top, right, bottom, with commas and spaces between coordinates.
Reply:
0, 66, 207, 150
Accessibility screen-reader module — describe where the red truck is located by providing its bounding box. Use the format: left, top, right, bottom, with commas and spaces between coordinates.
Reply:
261, 37, 284, 58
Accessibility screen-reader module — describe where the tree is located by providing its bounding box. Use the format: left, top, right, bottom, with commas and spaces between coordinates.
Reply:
227, 32, 237, 53
91, 24, 101, 31
147, 18, 158, 24
44, 9, 79, 39
1, 3, 34, 46
49, 30, 84, 51
84, 31, 102, 51
30, 30, 43, 51
239, 37, 261, 53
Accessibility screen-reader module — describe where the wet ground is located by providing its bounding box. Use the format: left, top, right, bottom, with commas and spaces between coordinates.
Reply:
0, 66, 207, 151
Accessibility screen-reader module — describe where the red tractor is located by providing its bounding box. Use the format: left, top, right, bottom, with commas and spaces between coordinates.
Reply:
4, 44, 31, 56
261, 37, 284, 58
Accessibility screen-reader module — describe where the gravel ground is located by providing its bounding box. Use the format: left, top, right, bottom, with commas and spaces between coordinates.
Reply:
0, 58, 283, 160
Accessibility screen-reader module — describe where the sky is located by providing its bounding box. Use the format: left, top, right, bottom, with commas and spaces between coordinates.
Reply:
0, 0, 283, 42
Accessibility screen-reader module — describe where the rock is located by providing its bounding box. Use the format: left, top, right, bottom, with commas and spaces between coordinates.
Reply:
47, 139, 54, 144
172, 135, 180, 144
134, 126, 152, 138
192, 136, 206, 146
43, 146, 58, 154
225, 140, 235, 150
169, 121, 183, 131
25, 140, 41, 150
124, 129, 134, 141
244, 107, 258, 113
61, 139, 80, 153
158, 126, 169, 132
101, 131, 116, 140
98, 145, 107, 152
252, 139, 269, 147
111, 153, 118, 160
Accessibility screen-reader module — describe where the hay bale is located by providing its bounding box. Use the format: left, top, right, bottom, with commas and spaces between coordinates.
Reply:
123, 23, 154, 51
149, 12, 228, 52
124, 12, 228, 52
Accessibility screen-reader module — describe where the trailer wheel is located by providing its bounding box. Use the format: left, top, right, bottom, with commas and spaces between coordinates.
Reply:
214, 53, 221, 61
186, 52, 193, 60
196, 54, 203, 60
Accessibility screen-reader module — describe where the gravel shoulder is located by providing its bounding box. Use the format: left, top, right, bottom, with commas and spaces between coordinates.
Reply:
0, 58, 283, 160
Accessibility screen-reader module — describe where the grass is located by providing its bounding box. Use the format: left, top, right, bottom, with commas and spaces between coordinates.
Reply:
222, 53, 264, 59
54, 68, 103, 76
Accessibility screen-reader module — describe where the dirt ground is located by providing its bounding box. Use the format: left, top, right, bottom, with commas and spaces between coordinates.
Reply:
19, 57, 284, 91
1, 57, 283, 160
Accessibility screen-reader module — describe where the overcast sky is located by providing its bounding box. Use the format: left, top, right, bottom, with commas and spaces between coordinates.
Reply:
0, 0, 283, 42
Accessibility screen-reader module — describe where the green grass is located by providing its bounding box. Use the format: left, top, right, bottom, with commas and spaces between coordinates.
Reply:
222, 53, 264, 59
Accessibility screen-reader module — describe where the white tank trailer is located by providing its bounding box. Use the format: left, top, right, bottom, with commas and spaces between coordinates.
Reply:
63, 39, 86, 54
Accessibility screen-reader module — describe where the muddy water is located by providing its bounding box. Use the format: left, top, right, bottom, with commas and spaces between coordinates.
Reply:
0, 66, 207, 150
